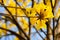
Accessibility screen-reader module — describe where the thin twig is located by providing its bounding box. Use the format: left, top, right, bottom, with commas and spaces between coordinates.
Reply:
54, 16, 60, 30
0, 13, 39, 18
43, 0, 46, 5
50, 0, 56, 40
31, 0, 34, 7
40, 29, 47, 36
28, 17, 31, 40
33, 26, 44, 40
0, 34, 13, 39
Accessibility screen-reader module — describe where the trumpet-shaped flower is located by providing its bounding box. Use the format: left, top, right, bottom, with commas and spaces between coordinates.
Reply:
30, 2, 54, 30
35, 20, 46, 30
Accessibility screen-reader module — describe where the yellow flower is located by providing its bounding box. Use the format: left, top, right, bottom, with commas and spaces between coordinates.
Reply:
20, 18, 29, 32
45, 0, 55, 7
2, 23, 6, 29
43, 5, 54, 18
8, 0, 16, 7
33, 2, 46, 13
35, 20, 46, 30
26, 8, 36, 16
26, 8, 31, 13
7, 8, 15, 15
1, 23, 7, 35
6, 0, 16, 15
34, 2, 53, 19
17, 9, 25, 16
30, 18, 37, 25
29, 2, 54, 30
6, 0, 25, 16
45, 0, 51, 5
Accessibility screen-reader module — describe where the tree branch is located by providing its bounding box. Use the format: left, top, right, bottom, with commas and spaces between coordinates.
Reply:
0, 2, 29, 39
0, 34, 13, 39
0, 27, 26, 40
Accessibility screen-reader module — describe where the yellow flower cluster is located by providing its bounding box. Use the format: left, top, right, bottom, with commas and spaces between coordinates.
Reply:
29, 2, 54, 30
4, 0, 54, 31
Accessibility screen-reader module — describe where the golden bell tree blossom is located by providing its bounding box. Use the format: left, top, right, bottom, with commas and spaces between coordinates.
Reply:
30, 2, 54, 30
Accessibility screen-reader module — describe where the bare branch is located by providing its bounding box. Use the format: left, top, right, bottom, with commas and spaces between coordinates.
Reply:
0, 27, 26, 40
33, 26, 44, 40
0, 34, 13, 39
